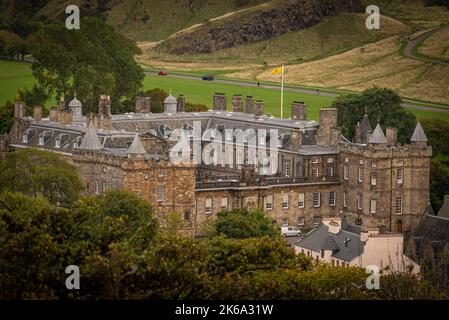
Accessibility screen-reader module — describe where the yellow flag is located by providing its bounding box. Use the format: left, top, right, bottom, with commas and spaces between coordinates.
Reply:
271, 66, 282, 75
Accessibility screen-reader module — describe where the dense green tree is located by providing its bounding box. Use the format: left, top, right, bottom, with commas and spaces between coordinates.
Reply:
142, 88, 168, 113
30, 17, 144, 113
18, 84, 50, 109
185, 102, 209, 112
214, 208, 280, 239
332, 87, 417, 144
421, 119, 449, 212
0, 148, 83, 206
0, 101, 14, 134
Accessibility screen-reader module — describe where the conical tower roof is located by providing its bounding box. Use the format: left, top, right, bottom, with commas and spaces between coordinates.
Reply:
411, 122, 428, 142
79, 125, 102, 150
127, 133, 146, 155
369, 123, 387, 144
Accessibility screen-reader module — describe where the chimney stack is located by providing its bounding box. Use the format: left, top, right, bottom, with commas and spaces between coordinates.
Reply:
213, 93, 227, 111
232, 94, 243, 113
291, 129, 303, 151
59, 109, 73, 125
291, 101, 307, 120
386, 127, 398, 146
135, 96, 151, 113
254, 100, 264, 117
246, 96, 254, 114
14, 100, 26, 119
98, 95, 111, 116
33, 106, 42, 121
177, 94, 186, 112
49, 107, 60, 122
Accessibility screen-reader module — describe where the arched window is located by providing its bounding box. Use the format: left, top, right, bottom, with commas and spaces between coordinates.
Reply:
397, 219, 403, 233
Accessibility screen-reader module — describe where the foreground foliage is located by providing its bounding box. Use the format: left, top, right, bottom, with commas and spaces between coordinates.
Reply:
0, 191, 443, 300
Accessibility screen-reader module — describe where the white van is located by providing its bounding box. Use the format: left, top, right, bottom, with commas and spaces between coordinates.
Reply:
281, 226, 301, 237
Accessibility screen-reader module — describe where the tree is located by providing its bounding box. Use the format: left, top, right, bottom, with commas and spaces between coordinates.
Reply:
30, 17, 144, 113
0, 148, 84, 206
332, 87, 417, 144
0, 101, 14, 134
143, 88, 168, 113
421, 119, 449, 211
214, 208, 280, 239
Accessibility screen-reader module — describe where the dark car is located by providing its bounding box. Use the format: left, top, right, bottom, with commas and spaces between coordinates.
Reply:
158, 71, 168, 76
202, 75, 214, 81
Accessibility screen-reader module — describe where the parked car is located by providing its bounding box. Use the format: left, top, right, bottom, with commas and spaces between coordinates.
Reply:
158, 71, 168, 76
202, 74, 214, 81
281, 226, 301, 237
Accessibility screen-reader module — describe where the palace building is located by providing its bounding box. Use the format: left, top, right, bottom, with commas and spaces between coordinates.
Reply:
0, 92, 432, 236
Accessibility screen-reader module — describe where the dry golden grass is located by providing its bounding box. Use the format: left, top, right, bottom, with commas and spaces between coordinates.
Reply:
255, 36, 449, 105
418, 26, 449, 59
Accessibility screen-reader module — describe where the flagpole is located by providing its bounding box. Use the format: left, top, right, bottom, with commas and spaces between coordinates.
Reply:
281, 64, 284, 118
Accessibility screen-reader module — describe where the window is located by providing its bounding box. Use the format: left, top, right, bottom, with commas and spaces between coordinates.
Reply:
157, 186, 165, 203
370, 200, 377, 214
396, 196, 403, 215
73, 142, 79, 149
282, 218, 289, 227
327, 157, 334, 163
344, 157, 349, 163
355, 218, 362, 226
205, 198, 212, 214
298, 193, 305, 208
344, 165, 348, 180
38, 137, 44, 145
313, 216, 321, 226
371, 173, 377, 186
313, 193, 321, 207
265, 195, 273, 210
298, 217, 305, 226
311, 167, 319, 177
221, 197, 228, 210
95, 181, 100, 195
397, 168, 403, 184
184, 209, 191, 221
343, 192, 348, 208
22, 134, 28, 143
102, 181, 107, 193
158, 171, 165, 178
311, 158, 319, 164
397, 160, 404, 166
282, 194, 289, 209
327, 166, 334, 177
55, 140, 61, 148
285, 160, 291, 177
357, 194, 362, 210
358, 167, 363, 182
329, 192, 336, 207
371, 161, 377, 168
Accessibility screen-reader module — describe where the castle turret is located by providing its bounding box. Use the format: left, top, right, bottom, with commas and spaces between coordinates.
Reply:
69, 93, 83, 120
164, 94, 177, 113
369, 123, 387, 144
79, 125, 102, 151
411, 122, 428, 147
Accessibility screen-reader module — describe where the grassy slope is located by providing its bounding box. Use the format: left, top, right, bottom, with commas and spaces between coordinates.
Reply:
36, 0, 269, 42
418, 26, 449, 59
1, 60, 448, 121
0, 60, 36, 104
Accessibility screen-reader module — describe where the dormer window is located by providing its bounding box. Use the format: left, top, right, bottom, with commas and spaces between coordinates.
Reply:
38, 137, 44, 145
55, 140, 61, 148
73, 143, 78, 149
22, 134, 28, 143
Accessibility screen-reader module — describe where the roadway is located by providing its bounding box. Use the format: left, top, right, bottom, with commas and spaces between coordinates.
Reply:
149, 72, 449, 115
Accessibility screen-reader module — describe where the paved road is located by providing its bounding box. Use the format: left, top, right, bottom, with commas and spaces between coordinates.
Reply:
402, 27, 449, 65
150, 72, 449, 114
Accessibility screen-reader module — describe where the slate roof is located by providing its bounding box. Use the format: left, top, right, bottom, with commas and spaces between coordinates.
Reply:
411, 122, 428, 142
296, 223, 364, 262
414, 201, 449, 242
369, 123, 387, 144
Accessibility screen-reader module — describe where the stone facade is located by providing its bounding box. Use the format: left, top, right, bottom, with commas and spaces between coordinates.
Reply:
6, 93, 432, 237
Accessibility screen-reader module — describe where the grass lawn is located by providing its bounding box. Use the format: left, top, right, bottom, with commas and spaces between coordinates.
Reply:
143, 73, 335, 120
0, 60, 36, 105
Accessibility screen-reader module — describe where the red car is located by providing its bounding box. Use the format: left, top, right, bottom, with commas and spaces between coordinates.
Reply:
158, 71, 168, 76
